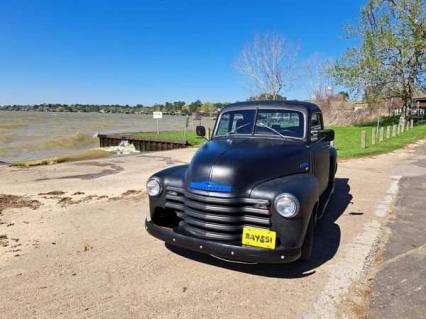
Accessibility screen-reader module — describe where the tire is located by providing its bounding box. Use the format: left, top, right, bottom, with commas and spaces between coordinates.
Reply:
300, 214, 315, 262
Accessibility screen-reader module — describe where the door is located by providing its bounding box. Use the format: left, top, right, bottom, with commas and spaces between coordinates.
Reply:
309, 112, 330, 194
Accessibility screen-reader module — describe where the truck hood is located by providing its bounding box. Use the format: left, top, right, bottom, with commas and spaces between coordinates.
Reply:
185, 137, 310, 196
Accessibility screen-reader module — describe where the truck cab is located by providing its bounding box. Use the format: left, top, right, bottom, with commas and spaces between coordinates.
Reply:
145, 100, 337, 263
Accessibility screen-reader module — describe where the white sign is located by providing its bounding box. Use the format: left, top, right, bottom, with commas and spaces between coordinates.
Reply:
153, 112, 163, 119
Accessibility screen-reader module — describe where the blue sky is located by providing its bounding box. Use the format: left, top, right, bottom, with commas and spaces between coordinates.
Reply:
0, 0, 365, 105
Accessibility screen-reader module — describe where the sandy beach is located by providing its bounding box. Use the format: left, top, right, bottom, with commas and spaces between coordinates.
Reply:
0, 141, 424, 318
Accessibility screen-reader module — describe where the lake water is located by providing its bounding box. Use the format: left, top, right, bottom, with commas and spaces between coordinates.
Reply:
0, 111, 215, 163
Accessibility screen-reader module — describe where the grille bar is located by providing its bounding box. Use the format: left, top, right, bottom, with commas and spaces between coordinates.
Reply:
184, 207, 271, 226
167, 186, 269, 206
181, 222, 241, 241
184, 199, 269, 215
184, 216, 243, 232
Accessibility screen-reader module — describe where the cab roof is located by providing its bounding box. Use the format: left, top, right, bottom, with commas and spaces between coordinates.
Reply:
224, 100, 321, 113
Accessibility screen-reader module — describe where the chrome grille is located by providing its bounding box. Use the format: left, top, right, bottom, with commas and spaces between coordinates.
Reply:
165, 186, 271, 242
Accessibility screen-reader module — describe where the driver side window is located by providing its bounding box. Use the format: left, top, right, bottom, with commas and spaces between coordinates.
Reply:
216, 113, 231, 136
311, 112, 323, 142
215, 110, 255, 136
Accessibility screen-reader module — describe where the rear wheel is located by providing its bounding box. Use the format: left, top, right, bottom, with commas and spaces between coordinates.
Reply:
300, 213, 315, 261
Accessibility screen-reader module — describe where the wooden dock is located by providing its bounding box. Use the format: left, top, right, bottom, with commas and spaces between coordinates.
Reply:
98, 133, 188, 152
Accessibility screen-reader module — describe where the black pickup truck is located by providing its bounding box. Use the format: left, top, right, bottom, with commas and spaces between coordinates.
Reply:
145, 100, 337, 263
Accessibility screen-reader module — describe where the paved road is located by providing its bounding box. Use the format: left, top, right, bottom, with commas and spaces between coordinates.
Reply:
368, 142, 426, 318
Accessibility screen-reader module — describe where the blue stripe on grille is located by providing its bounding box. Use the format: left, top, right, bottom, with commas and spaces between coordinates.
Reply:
190, 181, 233, 193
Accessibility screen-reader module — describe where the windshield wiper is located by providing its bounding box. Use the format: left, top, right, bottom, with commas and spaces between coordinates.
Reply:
257, 122, 291, 140
215, 123, 251, 137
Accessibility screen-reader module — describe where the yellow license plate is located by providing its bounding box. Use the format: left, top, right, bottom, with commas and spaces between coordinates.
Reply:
242, 227, 276, 250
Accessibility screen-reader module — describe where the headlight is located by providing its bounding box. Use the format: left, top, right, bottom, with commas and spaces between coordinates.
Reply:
274, 193, 299, 218
147, 179, 161, 196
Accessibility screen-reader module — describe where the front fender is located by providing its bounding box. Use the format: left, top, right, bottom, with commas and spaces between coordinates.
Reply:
250, 174, 319, 249
148, 164, 188, 215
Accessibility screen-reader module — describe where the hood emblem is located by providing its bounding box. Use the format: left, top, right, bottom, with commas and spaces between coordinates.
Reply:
190, 181, 233, 193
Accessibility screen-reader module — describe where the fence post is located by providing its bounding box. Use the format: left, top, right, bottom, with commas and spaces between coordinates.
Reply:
392, 124, 397, 137
386, 126, 390, 139
410, 119, 414, 129
406, 121, 410, 131
379, 127, 384, 142
371, 128, 376, 145
361, 130, 367, 148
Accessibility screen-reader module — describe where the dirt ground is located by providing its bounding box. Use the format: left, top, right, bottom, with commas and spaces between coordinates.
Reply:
0, 142, 424, 319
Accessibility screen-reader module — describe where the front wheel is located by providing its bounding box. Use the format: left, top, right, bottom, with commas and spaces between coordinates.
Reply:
300, 214, 314, 261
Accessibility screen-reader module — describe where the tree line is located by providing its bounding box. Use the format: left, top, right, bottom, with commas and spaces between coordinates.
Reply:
0, 100, 228, 115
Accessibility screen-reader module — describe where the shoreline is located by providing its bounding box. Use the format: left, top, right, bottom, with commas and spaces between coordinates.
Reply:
9, 149, 113, 168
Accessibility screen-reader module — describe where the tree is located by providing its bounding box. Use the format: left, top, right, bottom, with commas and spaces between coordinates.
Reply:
188, 100, 202, 113
234, 33, 299, 100
329, 0, 426, 117
304, 53, 333, 102
200, 102, 216, 113
248, 93, 286, 101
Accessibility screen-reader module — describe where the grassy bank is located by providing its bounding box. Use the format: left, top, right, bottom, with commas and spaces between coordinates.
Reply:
127, 124, 426, 159
333, 124, 426, 159
11, 149, 111, 167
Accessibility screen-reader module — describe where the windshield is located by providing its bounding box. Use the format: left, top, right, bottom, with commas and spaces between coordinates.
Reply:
215, 109, 305, 139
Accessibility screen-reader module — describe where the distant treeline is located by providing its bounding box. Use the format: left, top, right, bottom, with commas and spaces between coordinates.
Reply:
0, 100, 228, 115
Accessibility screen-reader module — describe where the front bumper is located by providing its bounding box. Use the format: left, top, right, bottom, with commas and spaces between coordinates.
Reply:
145, 219, 301, 264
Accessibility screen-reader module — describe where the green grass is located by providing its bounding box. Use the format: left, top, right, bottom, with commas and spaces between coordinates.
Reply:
332, 124, 426, 159
127, 124, 426, 159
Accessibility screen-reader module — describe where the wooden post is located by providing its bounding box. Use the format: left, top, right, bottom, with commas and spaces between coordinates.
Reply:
386, 126, 390, 139
208, 127, 211, 139
410, 119, 414, 129
406, 121, 410, 131
361, 130, 367, 148
379, 127, 384, 142
392, 124, 397, 137
184, 115, 189, 138
371, 128, 376, 145
401, 123, 405, 133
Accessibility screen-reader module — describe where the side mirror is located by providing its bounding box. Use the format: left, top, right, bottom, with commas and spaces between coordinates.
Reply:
196, 125, 206, 137
317, 129, 335, 142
